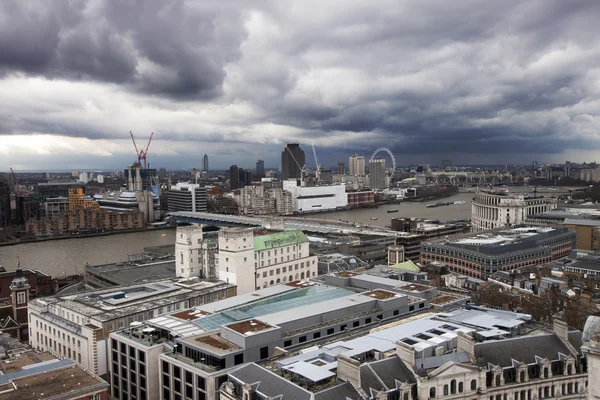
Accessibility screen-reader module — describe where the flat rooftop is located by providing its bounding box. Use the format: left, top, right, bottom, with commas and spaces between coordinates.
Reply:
227, 319, 274, 335
33, 279, 234, 322
0, 363, 106, 400
362, 289, 398, 300
194, 285, 355, 331
192, 334, 240, 352
452, 227, 556, 246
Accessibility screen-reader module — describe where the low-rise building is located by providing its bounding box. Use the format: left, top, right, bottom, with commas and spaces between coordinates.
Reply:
219, 311, 590, 400
167, 183, 208, 213
109, 274, 439, 400
421, 226, 576, 279
282, 180, 348, 213
0, 350, 108, 400
28, 279, 235, 377
234, 185, 293, 215
346, 189, 375, 208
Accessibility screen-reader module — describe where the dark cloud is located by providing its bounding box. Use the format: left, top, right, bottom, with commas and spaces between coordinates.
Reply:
2, 0, 600, 168
0, 0, 248, 99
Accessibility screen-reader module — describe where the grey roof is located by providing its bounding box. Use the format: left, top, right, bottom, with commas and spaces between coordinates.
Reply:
568, 331, 583, 355
360, 363, 386, 395
368, 356, 416, 387
415, 352, 470, 370
315, 381, 361, 400
474, 334, 573, 367
229, 363, 312, 400
0, 360, 73, 385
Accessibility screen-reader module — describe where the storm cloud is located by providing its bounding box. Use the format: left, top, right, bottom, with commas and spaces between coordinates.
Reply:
1, 0, 600, 169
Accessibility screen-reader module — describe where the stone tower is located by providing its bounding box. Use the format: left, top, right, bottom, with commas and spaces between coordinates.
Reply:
10, 266, 30, 341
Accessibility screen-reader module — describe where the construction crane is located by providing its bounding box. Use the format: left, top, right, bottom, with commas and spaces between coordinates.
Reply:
130, 131, 154, 169
9, 168, 23, 195
285, 146, 307, 185
311, 142, 321, 181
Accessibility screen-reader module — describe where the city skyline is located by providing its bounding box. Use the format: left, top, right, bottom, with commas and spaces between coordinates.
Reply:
2, 1, 600, 170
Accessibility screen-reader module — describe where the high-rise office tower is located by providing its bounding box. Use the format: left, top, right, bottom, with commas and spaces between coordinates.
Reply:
349, 154, 365, 176
230, 165, 240, 190
370, 158, 387, 189
241, 169, 252, 186
281, 144, 305, 180
256, 160, 265, 179
203, 154, 209, 172
337, 162, 345, 175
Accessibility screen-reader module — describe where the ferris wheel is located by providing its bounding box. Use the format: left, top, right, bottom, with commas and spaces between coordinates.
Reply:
370, 147, 396, 171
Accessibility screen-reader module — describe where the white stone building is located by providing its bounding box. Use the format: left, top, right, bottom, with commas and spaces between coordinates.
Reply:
27, 280, 235, 377
471, 190, 557, 231
282, 180, 348, 213
218, 228, 318, 294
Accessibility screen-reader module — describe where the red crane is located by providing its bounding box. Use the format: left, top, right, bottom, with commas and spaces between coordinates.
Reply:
130, 131, 154, 169
9, 167, 23, 195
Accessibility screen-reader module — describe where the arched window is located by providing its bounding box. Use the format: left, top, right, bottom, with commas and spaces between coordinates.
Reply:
519, 371, 525, 382
495, 375, 501, 386
543, 367, 549, 378
301, 272, 305, 279
403, 393, 409, 400
567, 364, 572, 375
471, 380, 477, 391
269, 280, 274, 285
289, 275, 293, 282
450, 380, 456, 394
443, 385, 448, 396
276, 279, 280, 283
430, 387, 436, 398
458, 382, 463, 393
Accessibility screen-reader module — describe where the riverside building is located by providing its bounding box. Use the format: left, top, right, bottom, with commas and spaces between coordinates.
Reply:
471, 190, 557, 231
218, 228, 318, 294
420, 226, 576, 279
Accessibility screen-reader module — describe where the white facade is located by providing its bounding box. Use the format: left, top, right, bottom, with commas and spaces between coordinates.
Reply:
218, 228, 318, 294
282, 180, 348, 213
28, 280, 233, 377
97, 174, 104, 184
471, 191, 558, 231
349, 154, 365, 176
78, 171, 89, 183
175, 226, 205, 278
218, 228, 256, 294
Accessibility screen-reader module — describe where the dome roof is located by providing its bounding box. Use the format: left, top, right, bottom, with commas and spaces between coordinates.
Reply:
583, 316, 600, 342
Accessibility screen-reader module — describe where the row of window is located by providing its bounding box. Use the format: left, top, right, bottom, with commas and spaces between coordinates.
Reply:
161, 360, 208, 400
281, 308, 415, 348
36, 331, 82, 364
111, 340, 148, 400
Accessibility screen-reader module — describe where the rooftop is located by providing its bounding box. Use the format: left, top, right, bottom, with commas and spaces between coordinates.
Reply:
193, 284, 354, 331
254, 230, 309, 251
227, 319, 274, 335
0, 362, 107, 400
362, 289, 398, 300
32, 279, 234, 322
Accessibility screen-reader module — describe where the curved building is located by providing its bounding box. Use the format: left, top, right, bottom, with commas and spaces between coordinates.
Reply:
471, 190, 557, 231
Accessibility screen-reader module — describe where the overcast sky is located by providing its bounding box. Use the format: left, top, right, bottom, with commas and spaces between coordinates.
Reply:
1, 0, 600, 171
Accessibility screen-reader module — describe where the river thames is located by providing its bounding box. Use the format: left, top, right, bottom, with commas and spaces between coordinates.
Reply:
0, 186, 573, 277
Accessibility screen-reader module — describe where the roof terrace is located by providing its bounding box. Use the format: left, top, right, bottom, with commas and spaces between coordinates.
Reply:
362, 289, 398, 300
227, 319, 274, 335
